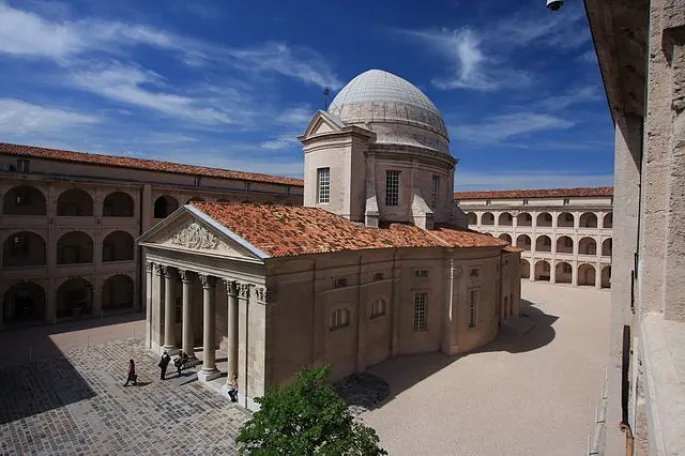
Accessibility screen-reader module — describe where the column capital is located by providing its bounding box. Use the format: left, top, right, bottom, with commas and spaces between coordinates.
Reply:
154, 264, 165, 276
178, 269, 193, 284
145, 261, 154, 273
238, 283, 250, 299
224, 279, 239, 296
162, 266, 175, 279
255, 286, 277, 304
199, 274, 216, 289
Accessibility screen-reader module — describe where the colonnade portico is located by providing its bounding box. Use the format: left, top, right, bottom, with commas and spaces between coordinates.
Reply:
147, 261, 242, 387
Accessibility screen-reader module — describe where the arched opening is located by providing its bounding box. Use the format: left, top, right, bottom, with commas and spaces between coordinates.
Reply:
2, 186, 46, 215
57, 189, 94, 216
102, 275, 134, 310
3, 282, 46, 323
102, 231, 134, 262
557, 212, 574, 228
2, 231, 46, 267
555, 262, 572, 283
601, 266, 611, 289
556, 236, 574, 254
516, 234, 531, 250
481, 212, 494, 226
498, 233, 512, 243
187, 197, 205, 204
467, 212, 477, 225
578, 264, 596, 286
536, 235, 552, 252
603, 212, 612, 228
517, 212, 532, 227
153, 195, 178, 219
536, 212, 552, 227
579, 237, 597, 256
56, 231, 93, 264
602, 238, 612, 257
57, 278, 93, 318
579, 212, 598, 228
534, 260, 551, 281
498, 212, 513, 226
103, 192, 134, 217
520, 259, 530, 279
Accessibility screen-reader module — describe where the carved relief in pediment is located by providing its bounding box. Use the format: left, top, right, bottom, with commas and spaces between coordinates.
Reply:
171, 222, 219, 250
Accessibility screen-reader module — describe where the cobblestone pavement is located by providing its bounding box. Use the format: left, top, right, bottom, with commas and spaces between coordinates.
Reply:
0, 338, 250, 456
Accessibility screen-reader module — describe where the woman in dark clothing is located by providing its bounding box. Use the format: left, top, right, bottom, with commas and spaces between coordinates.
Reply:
124, 359, 138, 386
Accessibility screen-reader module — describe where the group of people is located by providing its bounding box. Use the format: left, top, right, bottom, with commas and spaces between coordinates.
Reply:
123, 351, 239, 403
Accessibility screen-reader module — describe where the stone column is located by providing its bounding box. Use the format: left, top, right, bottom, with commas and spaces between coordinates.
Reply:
224, 279, 239, 384
179, 270, 196, 361
163, 266, 177, 351
571, 263, 579, 287
198, 274, 220, 381
595, 264, 602, 290
550, 262, 556, 284
144, 262, 153, 348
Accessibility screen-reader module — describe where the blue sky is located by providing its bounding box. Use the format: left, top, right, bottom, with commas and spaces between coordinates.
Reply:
0, 0, 613, 190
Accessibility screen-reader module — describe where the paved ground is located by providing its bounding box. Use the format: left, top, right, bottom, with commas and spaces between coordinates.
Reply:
362, 282, 611, 456
0, 282, 610, 455
0, 338, 249, 456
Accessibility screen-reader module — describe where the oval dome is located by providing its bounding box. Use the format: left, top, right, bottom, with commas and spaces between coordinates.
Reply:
328, 69, 450, 154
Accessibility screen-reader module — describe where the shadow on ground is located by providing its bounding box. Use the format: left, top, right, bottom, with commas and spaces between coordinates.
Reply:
357, 299, 558, 413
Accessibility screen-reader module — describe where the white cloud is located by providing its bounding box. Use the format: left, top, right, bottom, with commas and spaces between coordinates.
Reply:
452, 112, 575, 143
536, 85, 603, 111
0, 98, 99, 135
577, 49, 598, 64
454, 170, 613, 191
276, 106, 314, 126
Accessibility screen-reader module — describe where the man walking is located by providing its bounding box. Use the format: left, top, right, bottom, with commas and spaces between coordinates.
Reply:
158, 351, 171, 380
124, 359, 138, 386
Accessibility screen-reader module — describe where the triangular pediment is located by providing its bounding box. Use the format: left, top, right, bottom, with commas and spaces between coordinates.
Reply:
300, 110, 347, 140
138, 207, 268, 261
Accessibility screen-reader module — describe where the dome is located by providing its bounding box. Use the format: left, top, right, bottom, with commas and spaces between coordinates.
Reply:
328, 69, 450, 154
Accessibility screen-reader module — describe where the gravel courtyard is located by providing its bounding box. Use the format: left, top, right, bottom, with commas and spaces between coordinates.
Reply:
0, 282, 609, 456
362, 281, 611, 456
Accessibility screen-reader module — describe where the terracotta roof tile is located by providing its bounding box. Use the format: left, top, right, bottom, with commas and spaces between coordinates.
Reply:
453, 186, 613, 200
503, 245, 524, 254
0, 142, 303, 187
192, 202, 507, 258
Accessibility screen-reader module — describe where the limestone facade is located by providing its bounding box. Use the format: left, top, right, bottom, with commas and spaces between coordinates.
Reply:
585, 0, 685, 454
456, 187, 613, 289
0, 144, 302, 330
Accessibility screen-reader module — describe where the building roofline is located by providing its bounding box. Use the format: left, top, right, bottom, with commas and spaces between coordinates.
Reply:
453, 186, 613, 200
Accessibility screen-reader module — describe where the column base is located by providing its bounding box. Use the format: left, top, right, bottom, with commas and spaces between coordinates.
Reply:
184, 356, 201, 368
198, 368, 221, 382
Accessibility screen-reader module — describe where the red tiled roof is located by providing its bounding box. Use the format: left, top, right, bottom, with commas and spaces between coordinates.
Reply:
454, 186, 613, 200
0, 142, 304, 187
503, 245, 524, 254
192, 202, 507, 258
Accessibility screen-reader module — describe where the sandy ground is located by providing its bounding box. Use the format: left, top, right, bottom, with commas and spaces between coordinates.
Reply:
362, 281, 611, 456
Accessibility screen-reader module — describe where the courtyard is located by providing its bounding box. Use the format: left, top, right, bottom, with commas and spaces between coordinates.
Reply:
0, 281, 609, 455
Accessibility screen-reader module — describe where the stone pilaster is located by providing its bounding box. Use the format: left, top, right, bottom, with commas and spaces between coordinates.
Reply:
163, 266, 177, 351
224, 279, 239, 384
179, 269, 196, 361
198, 274, 220, 382
145, 261, 153, 348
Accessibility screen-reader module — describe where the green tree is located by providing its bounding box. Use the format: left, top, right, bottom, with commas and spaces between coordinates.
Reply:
236, 366, 388, 456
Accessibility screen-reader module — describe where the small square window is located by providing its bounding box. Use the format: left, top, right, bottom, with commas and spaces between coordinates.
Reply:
563, 198, 570, 205
373, 272, 384, 281
193, 176, 201, 187
522, 199, 529, 205
333, 278, 347, 289
414, 269, 429, 278
485, 200, 491, 206
469, 268, 480, 278
17, 159, 30, 173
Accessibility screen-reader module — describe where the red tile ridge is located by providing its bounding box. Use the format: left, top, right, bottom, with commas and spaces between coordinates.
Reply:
0, 142, 304, 187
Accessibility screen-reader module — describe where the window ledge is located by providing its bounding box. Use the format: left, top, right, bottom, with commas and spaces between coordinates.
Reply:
640, 314, 685, 456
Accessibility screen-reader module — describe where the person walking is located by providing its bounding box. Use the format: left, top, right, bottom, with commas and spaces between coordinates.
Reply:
123, 359, 138, 386
227, 374, 239, 403
174, 351, 188, 378
158, 351, 171, 380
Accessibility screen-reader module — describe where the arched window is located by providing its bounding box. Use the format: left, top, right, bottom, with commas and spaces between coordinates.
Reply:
3, 186, 46, 215
57, 189, 93, 216
103, 192, 134, 217
154, 195, 178, 218
467, 212, 477, 225
329, 308, 350, 331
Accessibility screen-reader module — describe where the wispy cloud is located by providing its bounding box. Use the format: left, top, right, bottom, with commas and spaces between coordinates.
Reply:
535, 85, 602, 111
0, 98, 99, 135
452, 112, 575, 143
275, 106, 314, 126
454, 170, 613, 191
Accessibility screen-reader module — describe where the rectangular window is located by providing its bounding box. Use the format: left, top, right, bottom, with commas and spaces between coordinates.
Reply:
563, 198, 570, 205
522, 199, 529, 205
469, 268, 480, 278
430, 175, 440, 209
468, 289, 480, 328
373, 272, 384, 281
385, 170, 400, 206
17, 159, 30, 173
193, 176, 201, 187
333, 278, 347, 289
414, 269, 429, 278
317, 167, 330, 204
485, 199, 491, 206
413, 292, 428, 332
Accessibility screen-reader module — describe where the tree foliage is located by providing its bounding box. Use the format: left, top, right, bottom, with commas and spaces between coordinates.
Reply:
236, 366, 387, 456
